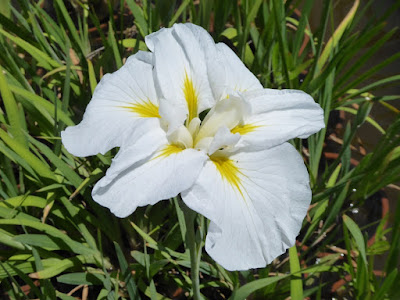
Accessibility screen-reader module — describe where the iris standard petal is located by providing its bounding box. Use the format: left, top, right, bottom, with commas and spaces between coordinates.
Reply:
92, 143, 208, 218
233, 89, 325, 151
181, 143, 311, 270
145, 24, 214, 126
61, 52, 160, 157
209, 43, 263, 100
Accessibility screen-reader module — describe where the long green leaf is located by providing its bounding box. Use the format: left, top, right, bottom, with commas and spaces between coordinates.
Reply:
126, 0, 148, 37
0, 128, 55, 181
342, 215, 367, 265
9, 84, 74, 126
230, 275, 289, 300
317, 0, 359, 70
28, 135, 82, 188
114, 242, 141, 300
0, 219, 97, 256
289, 246, 303, 300
0, 65, 26, 147
0, 28, 60, 70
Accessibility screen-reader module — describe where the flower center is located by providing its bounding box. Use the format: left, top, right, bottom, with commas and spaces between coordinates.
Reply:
167, 94, 249, 155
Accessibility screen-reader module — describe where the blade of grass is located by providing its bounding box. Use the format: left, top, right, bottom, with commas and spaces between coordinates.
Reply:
87, 59, 97, 94
169, 0, 190, 27
9, 84, 74, 126
0, 28, 60, 70
114, 241, 141, 300
292, 0, 314, 63
343, 215, 367, 266
0, 65, 27, 147
108, 20, 122, 69
126, 0, 148, 37
0, 128, 55, 181
289, 245, 303, 300
272, 0, 291, 87
54, 0, 85, 55
317, 0, 359, 70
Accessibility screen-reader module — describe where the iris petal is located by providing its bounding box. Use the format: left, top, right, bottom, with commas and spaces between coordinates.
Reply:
61, 52, 159, 156
182, 143, 311, 270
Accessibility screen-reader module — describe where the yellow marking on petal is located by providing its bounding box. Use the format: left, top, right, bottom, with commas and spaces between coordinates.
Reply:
154, 144, 184, 160
211, 156, 245, 197
122, 100, 160, 118
231, 124, 261, 135
183, 71, 198, 125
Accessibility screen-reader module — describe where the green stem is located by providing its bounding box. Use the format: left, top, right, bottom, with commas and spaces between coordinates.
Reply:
180, 197, 202, 300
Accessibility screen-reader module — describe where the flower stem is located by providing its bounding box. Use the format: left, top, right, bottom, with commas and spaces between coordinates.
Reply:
180, 196, 202, 300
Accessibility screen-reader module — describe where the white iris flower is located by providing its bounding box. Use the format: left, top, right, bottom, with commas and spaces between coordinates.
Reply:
62, 23, 324, 271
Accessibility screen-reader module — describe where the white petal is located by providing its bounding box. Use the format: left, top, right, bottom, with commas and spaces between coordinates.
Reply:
234, 89, 324, 151
135, 50, 153, 64
168, 125, 193, 149
208, 127, 240, 155
95, 125, 167, 186
93, 144, 207, 218
158, 97, 187, 135
61, 53, 160, 157
182, 143, 311, 270
188, 117, 201, 137
194, 95, 248, 144
145, 24, 214, 123
209, 43, 263, 101
179, 23, 218, 62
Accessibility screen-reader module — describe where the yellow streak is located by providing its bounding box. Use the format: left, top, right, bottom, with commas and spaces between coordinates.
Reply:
231, 124, 260, 135
182, 71, 198, 125
122, 100, 160, 118
211, 156, 245, 197
154, 144, 183, 160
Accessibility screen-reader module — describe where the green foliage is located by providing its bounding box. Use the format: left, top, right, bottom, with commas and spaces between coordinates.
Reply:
0, 0, 399, 299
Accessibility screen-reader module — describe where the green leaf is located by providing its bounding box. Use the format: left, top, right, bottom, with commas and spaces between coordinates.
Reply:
373, 269, 398, 300
0, 219, 98, 256
54, 0, 85, 55
121, 38, 147, 50
0, 195, 47, 208
230, 275, 289, 300
0, 28, 60, 70
9, 84, 74, 126
326, 163, 342, 188
317, 0, 359, 70
0, 128, 55, 181
28, 135, 82, 188
168, 0, 191, 27
289, 246, 303, 300
126, 0, 148, 37
87, 59, 97, 94
342, 214, 367, 265
114, 242, 140, 300
0, 230, 26, 250
385, 197, 400, 274
0, 65, 27, 147
30, 255, 99, 279
108, 20, 122, 69
272, 0, 291, 86
336, 106, 385, 134
292, 0, 314, 62
0, 258, 58, 279
149, 279, 158, 300
341, 74, 400, 102
57, 272, 105, 286
323, 182, 350, 231
13, 234, 66, 251
0, 139, 38, 180
56, 291, 79, 300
